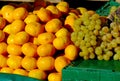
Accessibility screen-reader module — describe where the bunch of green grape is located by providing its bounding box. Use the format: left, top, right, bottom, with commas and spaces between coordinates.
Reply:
71, 12, 102, 60
98, 22, 120, 61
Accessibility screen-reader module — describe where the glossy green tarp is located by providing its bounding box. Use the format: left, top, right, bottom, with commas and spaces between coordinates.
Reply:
0, 73, 46, 81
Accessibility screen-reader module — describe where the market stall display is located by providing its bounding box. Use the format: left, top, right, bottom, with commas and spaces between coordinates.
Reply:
0, 0, 120, 81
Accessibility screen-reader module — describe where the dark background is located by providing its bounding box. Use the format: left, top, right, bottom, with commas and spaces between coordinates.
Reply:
0, 0, 108, 11
64, 0, 108, 10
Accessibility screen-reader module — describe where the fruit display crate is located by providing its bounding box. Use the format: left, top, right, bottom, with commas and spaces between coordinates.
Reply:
96, 0, 120, 16
62, 59, 120, 81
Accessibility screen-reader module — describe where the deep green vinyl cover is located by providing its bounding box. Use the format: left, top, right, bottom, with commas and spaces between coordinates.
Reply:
0, 73, 45, 81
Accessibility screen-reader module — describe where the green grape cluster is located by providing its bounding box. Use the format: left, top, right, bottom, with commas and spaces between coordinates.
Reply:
98, 22, 120, 61
71, 11, 120, 61
71, 12, 102, 60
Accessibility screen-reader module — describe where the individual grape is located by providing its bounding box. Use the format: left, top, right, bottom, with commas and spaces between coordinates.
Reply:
90, 13, 100, 20
79, 52, 84, 57
89, 20, 96, 26
106, 51, 113, 57
106, 33, 113, 42
96, 19, 101, 25
102, 35, 107, 41
82, 51, 89, 56
110, 39, 118, 48
88, 47, 94, 53
80, 40, 86, 47
95, 24, 101, 30
84, 36, 90, 42
106, 43, 113, 50
95, 46, 102, 55
101, 26, 109, 33
83, 55, 89, 60
93, 29, 99, 36
89, 31, 94, 35
89, 53, 95, 59
113, 25, 119, 32
85, 42, 91, 47
97, 55, 103, 60
90, 35, 96, 40
116, 50, 120, 55
116, 37, 120, 44
71, 32, 78, 42
114, 47, 120, 53
83, 28, 89, 34
78, 32, 84, 38
111, 30, 119, 38
80, 25, 86, 31
88, 24, 95, 31
99, 30, 106, 36
113, 54, 120, 60
74, 40, 80, 47
81, 12, 90, 21
110, 6, 117, 13
100, 41, 107, 49
90, 40, 97, 46
83, 19, 90, 26
103, 54, 110, 61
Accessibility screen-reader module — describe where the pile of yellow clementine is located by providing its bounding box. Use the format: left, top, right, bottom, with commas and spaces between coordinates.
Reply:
0, 1, 81, 81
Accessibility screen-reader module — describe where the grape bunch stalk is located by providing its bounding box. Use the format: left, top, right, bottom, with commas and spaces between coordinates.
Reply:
71, 11, 120, 61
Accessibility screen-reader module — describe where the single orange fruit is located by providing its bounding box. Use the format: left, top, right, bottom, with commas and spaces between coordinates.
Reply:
77, 7, 87, 15
7, 44, 22, 56
46, 5, 62, 18
0, 30, 5, 42
21, 42, 37, 57
13, 68, 28, 76
54, 56, 70, 73
53, 36, 70, 50
37, 7, 52, 22
48, 72, 62, 81
45, 18, 62, 33
64, 44, 79, 61
14, 31, 30, 45
28, 69, 47, 80
55, 27, 70, 37
1, 5, 15, 23
21, 56, 37, 71
12, 7, 28, 20
11, 19, 25, 34
37, 56, 55, 71
3, 24, 12, 34
25, 22, 44, 37
7, 34, 15, 44
87, 10, 95, 16
0, 42, 7, 55
0, 67, 13, 73
37, 32, 55, 44
0, 54, 7, 67
56, 1, 69, 14
64, 14, 78, 31
7, 55, 22, 69
24, 13, 40, 24
0, 17, 6, 29
37, 43, 56, 57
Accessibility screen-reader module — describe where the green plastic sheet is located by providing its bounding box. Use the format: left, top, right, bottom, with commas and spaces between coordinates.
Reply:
0, 73, 45, 81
